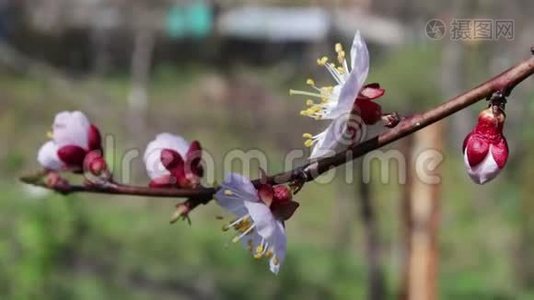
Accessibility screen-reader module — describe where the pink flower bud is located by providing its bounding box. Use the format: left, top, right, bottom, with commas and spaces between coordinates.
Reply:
144, 133, 204, 189
463, 107, 509, 184
271, 185, 298, 221
84, 151, 108, 177
273, 185, 292, 203
45, 172, 68, 188
38, 111, 104, 172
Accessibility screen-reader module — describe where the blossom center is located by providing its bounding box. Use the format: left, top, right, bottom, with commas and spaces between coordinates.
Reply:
222, 213, 278, 263
289, 41, 351, 148
222, 214, 256, 243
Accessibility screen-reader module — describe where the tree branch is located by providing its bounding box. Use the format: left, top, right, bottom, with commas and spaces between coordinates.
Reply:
19, 174, 215, 201
20, 52, 534, 215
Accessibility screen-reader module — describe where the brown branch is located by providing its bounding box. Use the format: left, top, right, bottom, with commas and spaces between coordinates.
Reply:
20, 52, 534, 215
19, 175, 215, 201
287, 53, 534, 183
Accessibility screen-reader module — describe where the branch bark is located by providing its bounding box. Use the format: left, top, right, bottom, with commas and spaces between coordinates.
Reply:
20, 52, 534, 214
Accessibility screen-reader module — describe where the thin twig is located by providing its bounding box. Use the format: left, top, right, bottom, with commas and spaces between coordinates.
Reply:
20, 52, 534, 214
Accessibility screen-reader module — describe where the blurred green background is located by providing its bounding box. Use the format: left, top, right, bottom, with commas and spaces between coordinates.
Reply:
1, 0, 534, 299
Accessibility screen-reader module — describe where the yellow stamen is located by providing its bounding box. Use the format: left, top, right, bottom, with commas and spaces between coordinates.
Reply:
46, 131, 53, 139
302, 133, 313, 139
256, 244, 264, 254
306, 78, 315, 86
225, 215, 255, 244
305, 99, 314, 106
289, 89, 321, 98
301, 110, 312, 117
300, 105, 324, 118
337, 51, 346, 64
304, 139, 314, 148
316, 56, 328, 66
224, 189, 233, 196
253, 243, 265, 259
335, 43, 343, 52
321, 86, 334, 93
308, 105, 321, 113
234, 218, 252, 233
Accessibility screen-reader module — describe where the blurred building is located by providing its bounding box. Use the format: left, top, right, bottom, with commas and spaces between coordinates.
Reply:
2, 0, 405, 71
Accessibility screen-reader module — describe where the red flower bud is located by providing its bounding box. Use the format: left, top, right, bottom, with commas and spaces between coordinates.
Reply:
84, 151, 108, 177
270, 185, 298, 221
45, 172, 68, 188
463, 107, 509, 184
273, 185, 292, 203
144, 134, 204, 189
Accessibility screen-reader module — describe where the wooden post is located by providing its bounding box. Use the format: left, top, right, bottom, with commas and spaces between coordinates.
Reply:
398, 134, 414, 300
400, 122, 443, 300
127, 6, 156, 136
357, 163, 385, 300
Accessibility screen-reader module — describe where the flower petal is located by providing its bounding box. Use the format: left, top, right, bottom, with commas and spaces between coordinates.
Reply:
309, 116, 353, 159
37, 141, 63, 171
464, 134, 489, 167
462, 132, 472, 153
57, 145, 87, 169
215, 173, 258, 217
350, 31, 370, 74
244, 200, 277, 240
161, 149, 184, 171
186, 140, 203, 177
258, 184, 274, 206
144, 133, 190, 180
155, 133, 190, 156
53, 111, 91, 149
491, 137, 509, 169
239, 219, 287, 275
269, 221, 287, 275
329, 31, 370, 117
358, 83, 385, 100
88, 124, 102, 152
321, 85, 343, 119
464, 146, 501, 184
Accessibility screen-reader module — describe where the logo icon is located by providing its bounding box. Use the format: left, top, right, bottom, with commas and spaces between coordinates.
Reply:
425, 19, 446, 40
